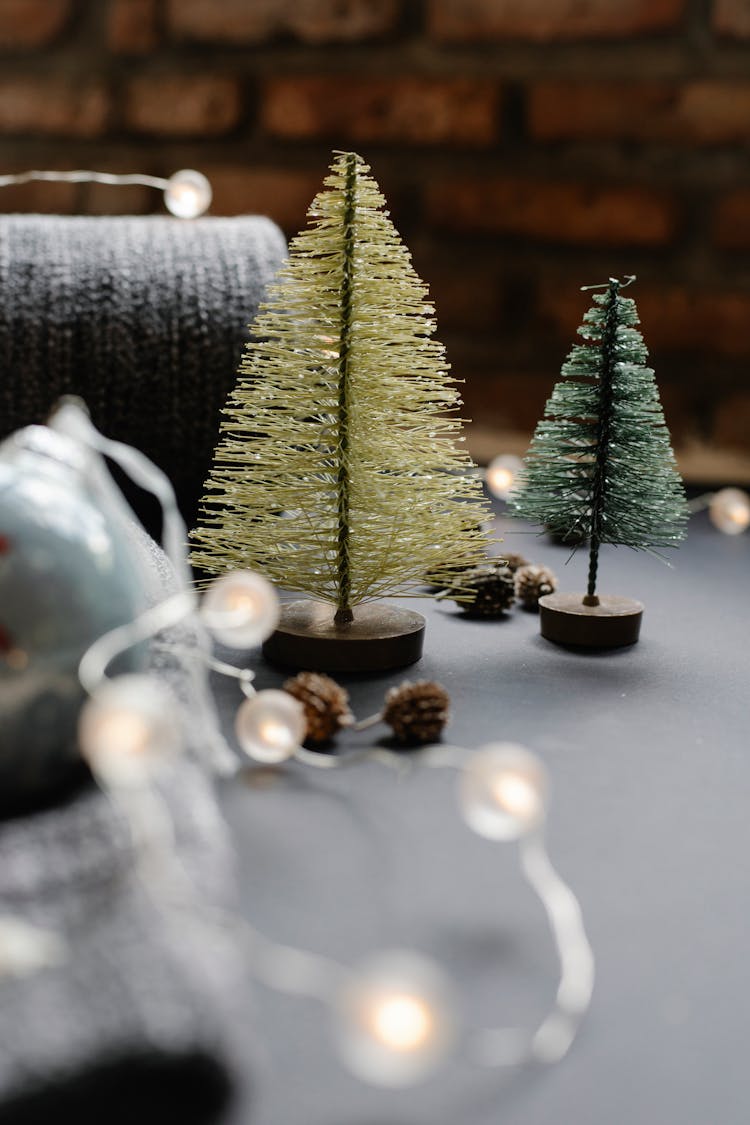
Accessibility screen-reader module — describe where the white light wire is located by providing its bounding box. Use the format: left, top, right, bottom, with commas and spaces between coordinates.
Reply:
0, 169, 171, 190
518, 832, 595, 1063
420, 745, 595, 1067
462, 827, 595, 1067
48, 402, 196, 695
101, 727, 594, 1076
206, 654, 257, 699
152, 643, 258, 701
78, 591, 195, 697
687, 492, 715, 514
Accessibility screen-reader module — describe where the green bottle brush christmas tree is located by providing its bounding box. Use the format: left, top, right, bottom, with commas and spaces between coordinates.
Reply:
191, 151, 491, 670
510, 275, 688, 648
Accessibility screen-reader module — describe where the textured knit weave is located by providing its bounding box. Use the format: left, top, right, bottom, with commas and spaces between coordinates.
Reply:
0, 214, 287, 528
0, 530, 249, 1125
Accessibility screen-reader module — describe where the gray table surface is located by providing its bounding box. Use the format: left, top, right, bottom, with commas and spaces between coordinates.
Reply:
212, 508, 749, 1125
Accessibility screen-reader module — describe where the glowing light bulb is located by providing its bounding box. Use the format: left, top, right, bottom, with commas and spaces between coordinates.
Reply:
335, 950, 456, 1087
491, 772, 539, 821
459, 743, 548, 841
708, 487, 750, 535
370, 993, 433, 1052
235, 689, 306, 764
486, 454, 525, 500
201, 570, 280, 648
78, 675, 180, 787
163, 169, 212, 218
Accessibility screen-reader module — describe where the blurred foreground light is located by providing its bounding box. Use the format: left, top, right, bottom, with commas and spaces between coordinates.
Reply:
460, 744, 548, 841
0, 917, 66, 979
201, 570, 280, 648
78, 675, 180, 787
235, 689, 306, 764
163, 169, 212, 218
709, 487, 750, 535
335, 950, 457, 1087
486, 454, 525, 500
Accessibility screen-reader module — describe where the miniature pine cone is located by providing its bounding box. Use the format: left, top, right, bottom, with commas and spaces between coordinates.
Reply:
497, 551, 529, 573
451, 562, 515, 618
382, 680, 450, 746
283, 671, 353, 744
515, 563, 558, 609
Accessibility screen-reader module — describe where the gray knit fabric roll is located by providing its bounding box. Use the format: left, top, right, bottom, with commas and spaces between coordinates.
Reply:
0, 530, 249, 1124
0, 214, 287, 527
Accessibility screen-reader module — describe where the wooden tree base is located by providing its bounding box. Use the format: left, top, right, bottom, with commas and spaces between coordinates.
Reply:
262, 601, 426, 672
538, 592, 644, 649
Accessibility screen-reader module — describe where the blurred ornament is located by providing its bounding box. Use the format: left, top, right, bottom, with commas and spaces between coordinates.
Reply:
0, 423, 148, 812
708, 487, 750, 535
283, 671, 353, 745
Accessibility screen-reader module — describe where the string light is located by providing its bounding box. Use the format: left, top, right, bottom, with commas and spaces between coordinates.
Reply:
201, 570, 280, 649
459, 743, 548, 841
163, 169, 212, 218
235, 689, 306, 764
485, 454, 525, 500
0, 168, 212, 218
78, 674, 180, 787
91, 694, 592, 1084
45, 406, 591, 1093
212, 736, 590, 1081
335, 950, 457, 1086
708, 487, 750, 535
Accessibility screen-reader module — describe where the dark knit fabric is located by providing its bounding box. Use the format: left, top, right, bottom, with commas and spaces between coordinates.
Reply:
0, 214, 287, 528
0, 769, 243, 1125
0, 530, 250, 1124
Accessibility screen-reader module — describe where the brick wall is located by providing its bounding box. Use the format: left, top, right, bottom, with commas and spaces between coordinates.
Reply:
2, 0, 750, 479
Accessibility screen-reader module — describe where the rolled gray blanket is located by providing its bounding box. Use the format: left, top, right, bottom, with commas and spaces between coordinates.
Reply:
0, 214, 287, 527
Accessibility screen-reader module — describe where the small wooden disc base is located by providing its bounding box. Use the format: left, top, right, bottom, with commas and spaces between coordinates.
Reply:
262, 600, 426, 672
538, 592, 644, 649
